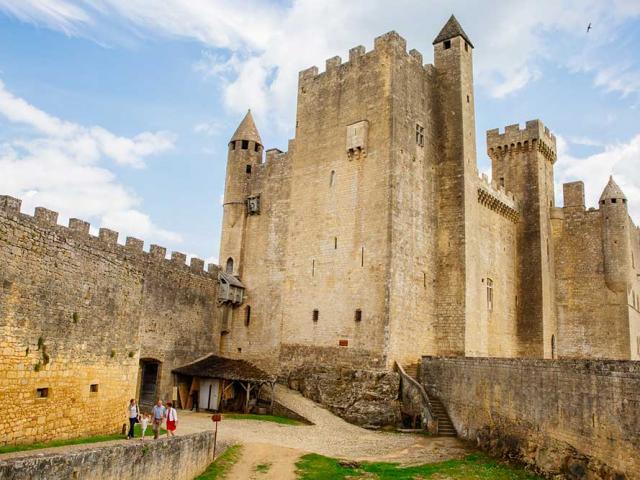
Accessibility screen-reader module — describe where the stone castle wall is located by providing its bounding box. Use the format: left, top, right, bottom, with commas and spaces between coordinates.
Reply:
0, 196, 220, 446
421, 356, 640, 479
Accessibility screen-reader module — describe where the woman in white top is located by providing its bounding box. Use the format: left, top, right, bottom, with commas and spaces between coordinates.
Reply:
165, 402, 178, 437
127, 399, 138, 439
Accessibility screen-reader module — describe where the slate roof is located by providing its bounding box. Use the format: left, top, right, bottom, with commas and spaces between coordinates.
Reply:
218, 271, 245, 288
432, 15, 474, 48
230, 109, 262, 145
172, 354, 275, 383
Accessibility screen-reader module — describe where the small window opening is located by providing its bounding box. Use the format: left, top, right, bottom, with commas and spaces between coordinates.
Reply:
229, 141, 236, 150
486, 278, 493, 311
499, 177, 504, 187
623, 199, 627, 204
246, 164, 252, 174
245, 306, 251, 327
237, 347, 242, 353
329, 170, 336, 187
334, 237, 338, 249
312, 259, 315, 277
90, 384, 99, 393
611, 198, 617, 203
355, 309, 362, 322
312, 309, 319, 322
226, 257, 234, 274
464, 42, 469, 51
551, 335, 556, 359
466, 95, 470, 103
361, 246, 364, 267
443, 40, 451, 49
241, 140, 249, 150
254, 143, 260, 152
423, 272, 427, 289
36, 387, 49, 398
415, 124, 424, 147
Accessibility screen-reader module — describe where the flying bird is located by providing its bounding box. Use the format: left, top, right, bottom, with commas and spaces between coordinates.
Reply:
587, 22, 592, 33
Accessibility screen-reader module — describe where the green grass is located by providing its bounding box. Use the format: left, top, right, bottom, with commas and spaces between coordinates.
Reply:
222, 413, 302, 425
295, 452, 543, 480
0, 424, 166, 455
194, 444, 242, 479
255, 462, 271, 473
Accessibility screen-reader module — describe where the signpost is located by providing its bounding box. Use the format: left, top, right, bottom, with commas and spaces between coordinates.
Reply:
211, 414, 222, 459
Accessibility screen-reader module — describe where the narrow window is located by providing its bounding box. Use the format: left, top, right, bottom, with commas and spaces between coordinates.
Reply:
415, 124, 424, 147
499, 177, 504, 187
611, 198, 617, 203
361, 246, 364, 267
443, 40, 451, 49
466, 95, 470, 103
229, 141, 236, 150
312, 309, 319, 323
254, 143, 259, 152
241, 140, 249, 150
551, 335, 556, 359
334, 237, 338, 249
246, 164, 252, 174
245, 306, 251, 326
329, 170, 336, 187
464, 42, 469, 51
486, 278, 493, 311
354, 309, 362, 322
637, 336, 640, 356
90, 384, 99, 393
226, 257, 234, 274
423, 272, 427, 289
312, 259, 315, 277
237, 347, 242, 353
36, 387, 49, 398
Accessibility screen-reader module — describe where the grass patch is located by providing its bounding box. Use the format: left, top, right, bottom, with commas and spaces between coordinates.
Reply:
295, 452, 543, 480
0, 424, 166, 454
222, 413, 302, 425
194, 444, 242, 480
255, 462, 271, 473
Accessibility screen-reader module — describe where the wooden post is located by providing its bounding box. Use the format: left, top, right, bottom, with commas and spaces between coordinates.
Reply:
220, 379, 225, 413
244, 382, 252, 413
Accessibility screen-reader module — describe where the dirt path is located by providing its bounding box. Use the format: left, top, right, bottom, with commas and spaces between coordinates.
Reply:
225, 443, 301, 480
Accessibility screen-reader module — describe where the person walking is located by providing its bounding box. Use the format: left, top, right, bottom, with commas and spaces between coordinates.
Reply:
152, 399, 166, 440
127, 399, 138, 439
165, 402, 178, 437
190, 390, 199, 412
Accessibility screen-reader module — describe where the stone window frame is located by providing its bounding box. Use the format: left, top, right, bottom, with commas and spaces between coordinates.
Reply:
90, 383, 99, 393
486, 278, 494, 311
415, 123, 425, 147
36, 387, 49, 399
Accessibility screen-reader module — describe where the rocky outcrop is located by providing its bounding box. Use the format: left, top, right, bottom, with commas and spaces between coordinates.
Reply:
285, 365, 401, 427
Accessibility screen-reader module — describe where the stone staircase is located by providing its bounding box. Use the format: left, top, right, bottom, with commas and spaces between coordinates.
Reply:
402, 361, 456, 437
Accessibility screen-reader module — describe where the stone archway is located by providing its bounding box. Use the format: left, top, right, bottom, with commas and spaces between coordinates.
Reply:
139, 358, 162, 410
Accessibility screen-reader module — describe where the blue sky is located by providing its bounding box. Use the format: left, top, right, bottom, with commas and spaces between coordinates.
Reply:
0, 1, 639, 264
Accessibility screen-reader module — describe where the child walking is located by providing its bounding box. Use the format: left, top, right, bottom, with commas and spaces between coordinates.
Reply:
140, 413, 150, 441
166, 402, 178, 437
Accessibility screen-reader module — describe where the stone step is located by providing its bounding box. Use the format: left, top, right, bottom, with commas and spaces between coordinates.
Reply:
429, 395, 456, 437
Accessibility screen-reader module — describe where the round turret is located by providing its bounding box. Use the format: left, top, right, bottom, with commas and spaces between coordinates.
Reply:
600, 176, 630, 293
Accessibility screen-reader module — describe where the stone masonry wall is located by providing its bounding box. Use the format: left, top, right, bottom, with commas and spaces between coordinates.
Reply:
0, 431, 228, 480
421, 356, 639, 479
0, 196, 219, 445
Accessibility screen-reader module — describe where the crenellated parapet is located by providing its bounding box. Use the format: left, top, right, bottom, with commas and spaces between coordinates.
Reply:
476, 174, 520, 222
487, 120, 557, 164
0, 194, 219, 278
297, 30, 432, 87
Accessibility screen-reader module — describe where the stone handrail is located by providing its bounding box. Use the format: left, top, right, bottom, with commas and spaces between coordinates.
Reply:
395, 362, 435, 430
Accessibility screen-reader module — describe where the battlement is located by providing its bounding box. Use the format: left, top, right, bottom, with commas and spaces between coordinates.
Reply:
477, 174, 520, 222
487, 120, 557, 163
0, 194, 219, 278
298, 30, 430, 84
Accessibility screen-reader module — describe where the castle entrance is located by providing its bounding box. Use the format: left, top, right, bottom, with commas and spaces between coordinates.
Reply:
139, 359, 161, 410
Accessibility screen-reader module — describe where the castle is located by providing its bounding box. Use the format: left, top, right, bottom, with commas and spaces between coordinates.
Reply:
217, 15, 640, 369
1, 15, 639, 457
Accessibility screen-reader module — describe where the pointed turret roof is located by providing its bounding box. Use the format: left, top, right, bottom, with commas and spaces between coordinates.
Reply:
433, 15, 474, 48
230, 110, 262, 145
599, 176, 627, 202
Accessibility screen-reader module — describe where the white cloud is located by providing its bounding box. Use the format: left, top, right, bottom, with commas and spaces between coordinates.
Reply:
555, 133, 640, 223
3, 0, 637, 129
0, 79, 181, 243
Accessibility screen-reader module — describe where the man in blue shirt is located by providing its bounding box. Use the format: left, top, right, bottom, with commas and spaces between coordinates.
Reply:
152, 399, 166, 439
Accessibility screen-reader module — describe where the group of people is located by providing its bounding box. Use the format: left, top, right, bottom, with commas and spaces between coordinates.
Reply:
127, 399, 178, 440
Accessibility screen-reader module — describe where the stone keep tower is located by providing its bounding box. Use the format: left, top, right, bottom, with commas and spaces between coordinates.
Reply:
219, 110, 263, 277
487, 120, 558, 358
433, 15, 477, 355
600, 177, 632, 294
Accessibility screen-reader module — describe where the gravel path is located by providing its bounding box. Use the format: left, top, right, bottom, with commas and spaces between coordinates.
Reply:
179, 385, 470, 465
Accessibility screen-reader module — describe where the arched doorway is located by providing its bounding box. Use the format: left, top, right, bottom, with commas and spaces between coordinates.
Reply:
139, 358, 161, 409
226, 257, 234, 274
